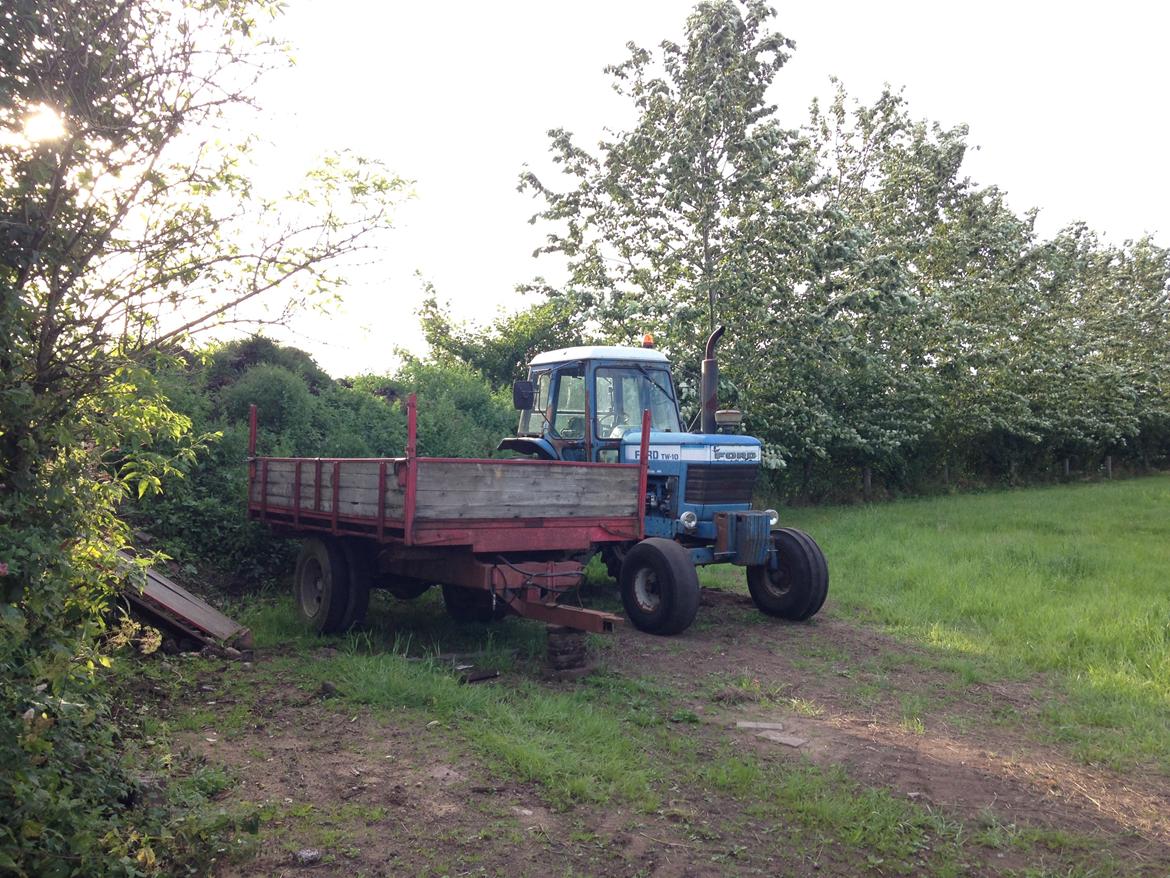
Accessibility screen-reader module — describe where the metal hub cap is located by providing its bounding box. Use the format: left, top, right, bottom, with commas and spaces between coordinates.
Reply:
764, 560, 792, 598
299, 558, 325, 614
632, 568, 661, 613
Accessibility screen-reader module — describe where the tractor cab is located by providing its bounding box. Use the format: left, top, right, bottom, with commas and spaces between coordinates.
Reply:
500, 346, 682, 463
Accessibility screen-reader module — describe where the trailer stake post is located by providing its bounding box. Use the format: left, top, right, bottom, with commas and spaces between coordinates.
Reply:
405, 393, 418, 546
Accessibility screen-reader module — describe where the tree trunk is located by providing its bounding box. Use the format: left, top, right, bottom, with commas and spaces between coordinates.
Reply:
862, 465, 872, 501
943, 459, 950, 488
1009, 459, 1018, 485
1063, 457, 1070, 478
1105, 454, 1113, 479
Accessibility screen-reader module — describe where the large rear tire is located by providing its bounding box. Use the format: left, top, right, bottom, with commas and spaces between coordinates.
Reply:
441, 585, 507, 624
293, 538, 351, 633
619, 538, 701, 635
747, 527, 828, 621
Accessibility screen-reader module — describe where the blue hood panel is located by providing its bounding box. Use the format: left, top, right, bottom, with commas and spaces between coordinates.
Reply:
619, 431, 762, 467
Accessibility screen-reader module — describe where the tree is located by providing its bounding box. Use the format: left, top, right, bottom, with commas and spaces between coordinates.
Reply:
520, 0, 795, 360
419, 290, 588, 388
0, 1, 403, 872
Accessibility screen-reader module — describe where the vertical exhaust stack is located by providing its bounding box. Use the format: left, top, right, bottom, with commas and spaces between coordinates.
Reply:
700, 325, 725, 434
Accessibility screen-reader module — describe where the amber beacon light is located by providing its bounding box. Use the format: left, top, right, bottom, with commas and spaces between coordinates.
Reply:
641, 333, 655, 348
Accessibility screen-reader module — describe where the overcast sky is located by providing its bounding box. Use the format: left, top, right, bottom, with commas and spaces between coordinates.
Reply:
245, 0, 1170, 376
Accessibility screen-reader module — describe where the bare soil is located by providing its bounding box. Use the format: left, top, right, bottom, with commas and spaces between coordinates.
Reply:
156, 591, 1170, 877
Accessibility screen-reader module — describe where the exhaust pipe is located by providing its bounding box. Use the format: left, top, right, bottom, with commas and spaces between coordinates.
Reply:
700, 325, 725, 434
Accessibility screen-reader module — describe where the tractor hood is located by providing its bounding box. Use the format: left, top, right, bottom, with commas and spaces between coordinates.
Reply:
619, 430, 762, 466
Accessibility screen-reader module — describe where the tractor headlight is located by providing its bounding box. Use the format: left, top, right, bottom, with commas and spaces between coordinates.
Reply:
764, 508, 780, 527
679, 511, 698, 531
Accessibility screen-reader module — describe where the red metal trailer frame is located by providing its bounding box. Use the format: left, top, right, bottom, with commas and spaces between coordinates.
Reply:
248, 396, 652, 632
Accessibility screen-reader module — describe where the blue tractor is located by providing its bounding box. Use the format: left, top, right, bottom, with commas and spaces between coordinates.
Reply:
499, 327, 828, 635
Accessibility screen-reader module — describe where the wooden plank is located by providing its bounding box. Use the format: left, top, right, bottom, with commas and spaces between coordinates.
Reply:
256, 471, 404, 494
415, 499, 635, 519
121, 557, 252, 648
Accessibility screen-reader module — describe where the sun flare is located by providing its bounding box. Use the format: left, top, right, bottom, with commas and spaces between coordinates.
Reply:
22, 103, 67, 143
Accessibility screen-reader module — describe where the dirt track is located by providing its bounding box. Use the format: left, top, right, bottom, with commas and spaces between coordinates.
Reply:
168, 591, 1170, 876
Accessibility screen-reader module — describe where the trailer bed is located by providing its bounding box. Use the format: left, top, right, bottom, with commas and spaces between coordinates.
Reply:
248, 397, 650, 554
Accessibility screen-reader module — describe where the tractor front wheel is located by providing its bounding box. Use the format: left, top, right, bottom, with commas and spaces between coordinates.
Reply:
619, 538, 701, 635
747, 527, 828, 621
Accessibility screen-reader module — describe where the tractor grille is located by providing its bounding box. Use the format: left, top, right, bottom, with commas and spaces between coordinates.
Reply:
684, 464, 758, 505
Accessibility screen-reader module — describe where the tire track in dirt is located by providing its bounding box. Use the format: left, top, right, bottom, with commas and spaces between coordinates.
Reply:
603, 590, 1170, 871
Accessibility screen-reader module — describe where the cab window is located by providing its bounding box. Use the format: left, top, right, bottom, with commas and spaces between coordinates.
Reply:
553, 367, 586, 439
517, 371, 550, 436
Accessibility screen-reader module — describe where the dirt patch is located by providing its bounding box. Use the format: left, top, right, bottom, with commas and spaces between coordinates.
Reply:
164, 661, 815, 877
605, 590, 1170, 870
144, 591, 1170, 877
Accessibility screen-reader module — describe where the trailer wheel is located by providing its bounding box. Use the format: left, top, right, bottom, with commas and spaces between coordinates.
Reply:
747, 527, 829, 621
602, 545, 629, 581
619, 538, 700, 635
441, 585, 508, 624
339, 540, 374, 630
383, 576, 432, 601
293, 538, 352, 633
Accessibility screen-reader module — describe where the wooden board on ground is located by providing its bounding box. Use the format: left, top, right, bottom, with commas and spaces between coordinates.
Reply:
122, 557, 253, 649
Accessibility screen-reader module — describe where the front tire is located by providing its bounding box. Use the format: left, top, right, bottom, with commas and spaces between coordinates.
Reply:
294, 538, 352, 633
747, 527, 828, 621
619, 538, 701, 635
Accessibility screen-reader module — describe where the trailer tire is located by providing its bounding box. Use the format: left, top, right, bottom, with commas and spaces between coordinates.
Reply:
293, 538, 352, 634
747, 527, 828, 621
602, 545, 629, 582
441, 585, 508, 624
619, 538, 701, 636
339, 540, 374, 630
382, 576, 432, 601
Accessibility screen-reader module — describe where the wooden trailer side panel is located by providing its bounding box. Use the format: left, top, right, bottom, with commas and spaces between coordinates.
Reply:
414, 460, 639, 520
250, 459, 406, 518
248, 458, 639, 522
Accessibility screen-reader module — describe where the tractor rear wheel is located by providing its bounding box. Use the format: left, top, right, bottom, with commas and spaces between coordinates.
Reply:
747, 527, 828, 621
441, 585, 508, 624
619, 538, 701, 635
293, 538, 352, 633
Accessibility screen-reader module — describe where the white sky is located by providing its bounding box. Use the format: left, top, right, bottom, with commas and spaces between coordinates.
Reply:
244, 0, 1170, 377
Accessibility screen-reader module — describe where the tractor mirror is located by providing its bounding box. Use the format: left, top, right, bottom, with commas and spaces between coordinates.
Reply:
512, 380, 535, 410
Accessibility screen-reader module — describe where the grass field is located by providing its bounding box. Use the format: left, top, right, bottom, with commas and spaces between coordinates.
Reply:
710, 474, 1170, 770
125, 475, 1170, 875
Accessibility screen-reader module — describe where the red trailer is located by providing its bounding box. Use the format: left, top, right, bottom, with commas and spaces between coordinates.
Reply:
247, 396, 651, 633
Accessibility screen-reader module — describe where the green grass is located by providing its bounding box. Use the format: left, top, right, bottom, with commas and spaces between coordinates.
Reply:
223, 597, 1128, 875
201, 479, 1170, 873
731, 475, 1170, 769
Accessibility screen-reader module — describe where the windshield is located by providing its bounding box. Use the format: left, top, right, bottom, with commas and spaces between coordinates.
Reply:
517, 371, 550, 436
595, 366, 681, 437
